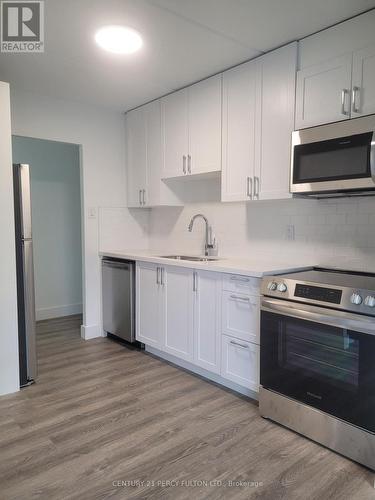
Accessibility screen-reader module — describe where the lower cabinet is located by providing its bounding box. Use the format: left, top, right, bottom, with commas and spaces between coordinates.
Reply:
221, 335, 259, 391
136, 262, 260, 392
164, 266, 194, 362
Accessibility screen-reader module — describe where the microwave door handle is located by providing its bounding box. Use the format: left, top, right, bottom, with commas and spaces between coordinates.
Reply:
371, 134, 375, 182
261, 298, 375, 336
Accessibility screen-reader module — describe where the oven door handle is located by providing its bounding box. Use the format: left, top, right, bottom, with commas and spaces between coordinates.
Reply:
261, 298, 375, 336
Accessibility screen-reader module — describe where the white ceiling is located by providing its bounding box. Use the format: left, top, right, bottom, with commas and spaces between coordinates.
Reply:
1, 0, 375, 112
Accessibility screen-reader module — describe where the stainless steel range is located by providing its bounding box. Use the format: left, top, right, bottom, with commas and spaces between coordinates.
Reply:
259, 268, 375, 471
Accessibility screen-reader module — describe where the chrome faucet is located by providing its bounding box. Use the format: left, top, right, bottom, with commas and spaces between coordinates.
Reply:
188, 214, 217, 256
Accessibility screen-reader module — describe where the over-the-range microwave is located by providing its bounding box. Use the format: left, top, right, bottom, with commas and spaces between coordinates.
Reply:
291, 115, 375, 198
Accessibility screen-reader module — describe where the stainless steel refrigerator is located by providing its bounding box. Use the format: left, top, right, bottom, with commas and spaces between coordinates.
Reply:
13, 164, 37, 387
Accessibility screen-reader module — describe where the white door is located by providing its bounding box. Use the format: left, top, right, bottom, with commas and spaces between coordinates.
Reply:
162, 88, 189, 179
136, 262, 162, 348
188, 75, 222, 176
221, 335, 259, 391
352, 43, 375, 118
144, 100, 162, 206
295, 53, 353, 129
193, 270, 221, 374
222, 60, 257, 201
163, 266, 194, 361
126, 108, 147, 207
255, 43, 297, 201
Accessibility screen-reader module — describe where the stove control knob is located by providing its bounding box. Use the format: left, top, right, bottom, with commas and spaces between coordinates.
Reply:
267, 282, 278, 291
277, 283, 287, 293
364, 296, 375, 308
350, 293, 363, 305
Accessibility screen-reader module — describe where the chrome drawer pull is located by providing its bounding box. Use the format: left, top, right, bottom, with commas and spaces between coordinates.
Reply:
230, 276, 250, 282
230, 340, 249, 349
230, 295, 250, 302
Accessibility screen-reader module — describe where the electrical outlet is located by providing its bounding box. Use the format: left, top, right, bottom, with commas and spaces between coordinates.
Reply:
88, 207, 97, 219
286, 224, 295, 241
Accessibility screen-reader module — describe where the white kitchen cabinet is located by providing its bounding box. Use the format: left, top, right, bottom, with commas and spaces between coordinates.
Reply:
161, 88, 189, 179
163, 266, 194, 362
193, 270, 221, 374
295, 54, 353, 129
162, 75, 222, 179
136, 262, 163, 348
126, 101, 181, 208
255, 43, 297, 200
188, 75, 222, 176
221, 291, 259, 344
126, 108, 147, 207
221, 42, 296, 202
352, 43, 375, 118
221, 335, 259, 391
221, 60, 257, 202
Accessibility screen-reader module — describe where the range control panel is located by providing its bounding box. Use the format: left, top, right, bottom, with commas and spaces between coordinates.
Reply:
294, 284, 342, 304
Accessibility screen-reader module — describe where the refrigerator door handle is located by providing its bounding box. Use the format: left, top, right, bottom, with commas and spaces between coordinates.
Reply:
19, 164, 33, 240
22, 240, 37, 381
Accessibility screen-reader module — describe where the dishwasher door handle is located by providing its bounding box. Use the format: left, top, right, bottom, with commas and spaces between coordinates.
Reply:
102, 260, 130, 270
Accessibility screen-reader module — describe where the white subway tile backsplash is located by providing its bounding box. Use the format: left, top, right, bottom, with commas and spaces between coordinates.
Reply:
148, 197, 375, 266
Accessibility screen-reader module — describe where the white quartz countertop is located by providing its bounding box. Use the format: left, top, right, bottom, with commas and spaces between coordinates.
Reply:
99, 249, 313, 278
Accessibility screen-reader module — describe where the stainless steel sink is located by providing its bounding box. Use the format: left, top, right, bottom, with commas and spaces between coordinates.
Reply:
158, 255, 220, 262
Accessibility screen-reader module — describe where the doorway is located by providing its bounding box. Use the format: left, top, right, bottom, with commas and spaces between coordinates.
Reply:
12, 136, 83, 350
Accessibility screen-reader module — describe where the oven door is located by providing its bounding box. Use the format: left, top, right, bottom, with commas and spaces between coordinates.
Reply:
260, 298, 375, 432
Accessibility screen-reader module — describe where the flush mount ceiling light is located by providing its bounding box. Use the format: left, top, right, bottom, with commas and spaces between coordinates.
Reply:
95, 25, 143, 54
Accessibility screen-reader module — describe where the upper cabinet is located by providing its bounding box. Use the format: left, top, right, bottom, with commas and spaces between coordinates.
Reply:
296, 11, 375, 129
222, 42, 297, 202
161, 74, 222, 179
126, 100, 181, 208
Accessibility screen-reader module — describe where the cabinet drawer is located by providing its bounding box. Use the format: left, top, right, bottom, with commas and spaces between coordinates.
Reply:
221, 291, 259, 344
222, 274, 260, 295
221, 335, 259, 391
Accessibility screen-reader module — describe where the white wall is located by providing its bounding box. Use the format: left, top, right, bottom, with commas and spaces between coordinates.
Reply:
10, 89, 127, 339
0, 82, 19, 395
149, 196, 375, 272
12, 137, 82, 321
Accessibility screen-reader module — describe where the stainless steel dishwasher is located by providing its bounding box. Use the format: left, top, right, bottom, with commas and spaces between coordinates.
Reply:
102, 258, 135, 343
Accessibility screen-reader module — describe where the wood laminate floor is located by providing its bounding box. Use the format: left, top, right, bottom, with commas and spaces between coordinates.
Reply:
0, 315, 374, 500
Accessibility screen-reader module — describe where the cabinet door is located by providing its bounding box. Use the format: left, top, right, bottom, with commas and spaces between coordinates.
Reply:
295, 54, 353, 129
144, 100, 162, 207
255, 43, 296, 201
188, 75, 222, 176
126, 109, 147, 207
163, 266, 194, 361
162, 89, 189, 179
193, 270, 221, 374
221, 291, 260, 344
136, 263, 162, 348
221, 335, 259, 391
222, 60, 257, 201
352, 44, 375, 118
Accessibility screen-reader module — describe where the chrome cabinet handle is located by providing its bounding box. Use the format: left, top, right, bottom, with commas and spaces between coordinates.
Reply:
230, 340, 249, 349
188, 155, 192, 174
156, 267, 160, 285
230, 276, 250, 282
193, 271, 198, 292
139, 190, 142, 205
254, 176, 259, 199
341, 89, 349, 116
230, 294, 250, 302
352, 86, 360, 114
183, 155, 187, 174
160, 267, 165, 286
142, 189, 146, 205
246, 176, 252, 199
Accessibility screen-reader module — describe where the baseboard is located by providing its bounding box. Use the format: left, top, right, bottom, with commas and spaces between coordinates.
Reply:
36, 303, 82, 321
146, 346, 259, 400
80, 324, 103, 340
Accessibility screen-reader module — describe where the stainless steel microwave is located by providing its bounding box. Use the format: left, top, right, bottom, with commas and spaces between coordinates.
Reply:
291, 115, 375, 198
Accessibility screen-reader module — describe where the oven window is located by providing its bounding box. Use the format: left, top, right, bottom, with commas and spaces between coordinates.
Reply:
293, 132, 372, 184
280, 318, 359, 391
